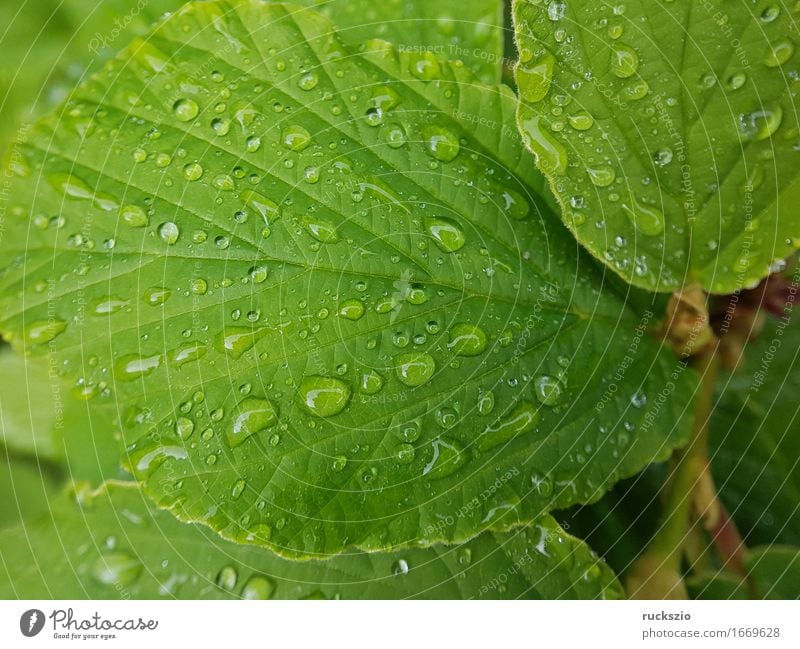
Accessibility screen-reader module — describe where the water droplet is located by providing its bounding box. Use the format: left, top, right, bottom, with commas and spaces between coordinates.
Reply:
240, 189, 280, 225
282, 124, 312, 151
447, 323, 488, 356
116, 353, 161, 381
567, 112, 594, 130
586, 166, 616, 188
182, 163, 203, 182
534, 375, 563, 406
726, 71, 747, 90
357, 370, 385, 395
653, 148, 673, 167
297, 70, 318, 90
158, 221, 180, 245
477, 390, 495, 416
422, 437, 466, 479
761, 5, 780, 22
228, 398, 278, 448
764, 39, 795, 67
519, 115, 568, 174
338, 299, 365, 320
409, 51, 441, 80
170, 341, 207, 367
621, 194, 665, 236
231, 478, 246, 499
173, 98, 199, 122
422, 125, 460, 162
175, 417, 194, 440
394, 352, 436, 387
144, 287, 171, 306
395, 443, 415, 464
631, 390, 647, 408
211, 117, 231, 136
740, 106, 784, 141
477, 401, 540, 452
610, 43, 639, 78
120, 205, 149, 228
301, 215, 339, 243
91, 297, 129, 316
425, 216, 465, 252
517, 52, 555, 102
384, 123, 407, 148
216, 327, 267, 358
331, 455, 347, 472
392, 559, 410, 575
241, 575, 274, 599
298, 376, 351, 417
126, 442, 187, 477
92, 552, 142, 586
216, 565, 238, 590
24, 319, 67, 345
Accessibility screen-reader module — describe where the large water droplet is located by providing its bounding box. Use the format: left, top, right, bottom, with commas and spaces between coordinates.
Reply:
120, 205, 149, 228
301, 215, 339, 243
357, 370, 385, 395
216, 327, 267, 358
610, 43, 639, 78
228, 398, 278, 448
518, 52, 555, 103
173, 98, 199, 122
92, 552, 142, 587
424, 216, 465, 252
587, 165, 616, 187
422, 437, 466, 479
216, 565, 238, 590
621, 194, 665, 236
240, 189, 280, 226
282, 124, 312, 151
422, 125, 460, 162
241, 575, 275, 599
338, 299, 365, 320
534, 375, 563, 406
298, 376, 351, 417
394, 352, 436, 387
764, 39, 795, 67
116, 353, 161, 381
477, 402, 540, 452
447, 324, 488, 356
519, 115, 568, 174
23, 319, 67, 345
158, 221, 180, 245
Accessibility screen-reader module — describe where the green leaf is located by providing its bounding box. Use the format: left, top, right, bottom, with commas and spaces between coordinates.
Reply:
0, 350, 62, 462
0, 349, 125, 484
746, 546, 800, 599
0, 0, 187, 153
686, 571, 748, 600
0, 452, 61, 529
512, 0, 800, 293
0, 481, 622, 599
0, 0, 695, 557
711, 316, 800, 547
293, 0, 506, 84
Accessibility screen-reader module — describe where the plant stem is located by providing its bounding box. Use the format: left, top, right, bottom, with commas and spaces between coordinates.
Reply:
626, 342, 718, 598
649, 343, 718, 565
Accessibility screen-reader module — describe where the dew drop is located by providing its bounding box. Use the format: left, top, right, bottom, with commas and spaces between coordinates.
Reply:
298, 376, 351, 417
228, 398, 278, 448
394, 352, 436, 387
447, 323, 488, 356
424, 216, 465, 252
422, 125, 460, 162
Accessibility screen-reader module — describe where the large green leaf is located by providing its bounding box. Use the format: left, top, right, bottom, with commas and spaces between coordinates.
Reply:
0, 349, 125, 484
512, 0, 800, 293
0, 0, 188, 153
0, 0, 694, 557
295, 0, 506, 84
0, 452, 61, 529
0, 481, 622, 599
711, 316, 800, 547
